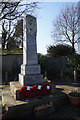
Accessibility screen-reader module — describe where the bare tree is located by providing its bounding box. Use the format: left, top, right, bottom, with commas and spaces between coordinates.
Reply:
0, 1, 37, 20
13, 19, 23, 48
2, 19, 16, 49
51, 4, 80, 52
78, 1, 80, 54
0, 1, 38, 49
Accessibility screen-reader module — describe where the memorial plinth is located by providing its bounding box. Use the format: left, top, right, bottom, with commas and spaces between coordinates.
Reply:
19, 15, 43, 86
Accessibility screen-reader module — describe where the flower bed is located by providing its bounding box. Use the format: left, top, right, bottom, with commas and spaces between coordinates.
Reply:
2, 107, 8, 120
34, 101, 55, 117
0, 102, 8, 120
19, 83, 52, 99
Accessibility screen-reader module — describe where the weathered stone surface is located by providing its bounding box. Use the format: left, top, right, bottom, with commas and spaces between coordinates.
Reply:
19, 74, 43, 86
19, 15, 43, 86
21, 64, 41, 75
23, 16, 37, 65
10, 82, 22, 100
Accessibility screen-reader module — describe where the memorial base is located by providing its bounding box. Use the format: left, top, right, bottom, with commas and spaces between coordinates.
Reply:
19, 73, 43, 86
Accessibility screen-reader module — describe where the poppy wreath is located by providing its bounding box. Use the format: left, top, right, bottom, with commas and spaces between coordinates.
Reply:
41, 83, 52, 96
19, 86, 32, 99
31, 85, 42, 97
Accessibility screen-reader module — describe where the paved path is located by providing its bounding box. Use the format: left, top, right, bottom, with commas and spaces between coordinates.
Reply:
1, 85, 26, 107
56, 84, 80, 94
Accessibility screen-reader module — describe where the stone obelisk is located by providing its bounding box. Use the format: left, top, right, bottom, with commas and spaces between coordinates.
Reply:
19, 15, 43, 86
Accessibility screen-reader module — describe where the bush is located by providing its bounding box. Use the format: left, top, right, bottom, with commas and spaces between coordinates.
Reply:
47, 44, 74, 58
38, 53, 47, 75
66, 53, 80, 82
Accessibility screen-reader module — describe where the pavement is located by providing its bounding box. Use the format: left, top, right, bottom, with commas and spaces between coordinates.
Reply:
55, 84, 80, 94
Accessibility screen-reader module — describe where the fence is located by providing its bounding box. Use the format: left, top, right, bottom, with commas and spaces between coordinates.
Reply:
46, 57, 67, 81
2, 54, 67, 83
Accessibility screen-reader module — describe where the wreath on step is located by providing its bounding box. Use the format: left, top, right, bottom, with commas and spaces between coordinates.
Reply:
19, 83, 52, 99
